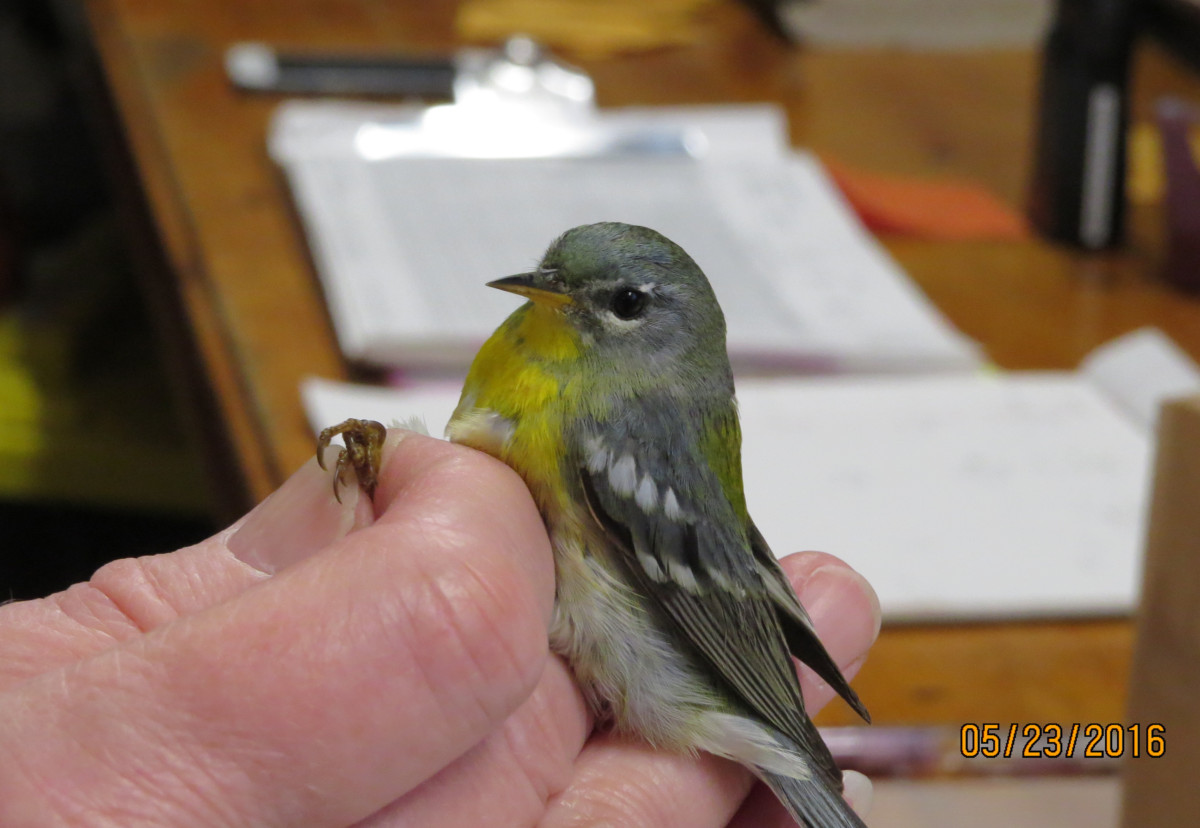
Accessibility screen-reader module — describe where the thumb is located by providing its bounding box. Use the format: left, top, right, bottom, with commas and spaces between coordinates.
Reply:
0, 448, 372, 690
0, 434, 555, 828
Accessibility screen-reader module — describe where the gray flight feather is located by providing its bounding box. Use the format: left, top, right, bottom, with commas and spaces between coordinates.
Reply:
572, 392, 844, 792
750, 522, 871, 723
760, 766, 869, 828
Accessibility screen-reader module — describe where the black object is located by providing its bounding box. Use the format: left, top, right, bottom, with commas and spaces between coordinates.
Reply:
739, 0, 800, 43
225, 42, 457, 98
1157, 98, 1200, 291
1144, 0, 1200, 74
1028, 0, 1138, 250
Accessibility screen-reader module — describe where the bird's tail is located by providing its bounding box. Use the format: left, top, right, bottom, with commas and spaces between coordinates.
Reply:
759, 768, 868, 828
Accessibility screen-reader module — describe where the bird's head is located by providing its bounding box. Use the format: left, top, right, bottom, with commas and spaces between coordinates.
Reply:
489, 222, 729, 377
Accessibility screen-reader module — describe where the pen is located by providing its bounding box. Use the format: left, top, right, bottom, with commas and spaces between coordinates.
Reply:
225, 41, 456, 98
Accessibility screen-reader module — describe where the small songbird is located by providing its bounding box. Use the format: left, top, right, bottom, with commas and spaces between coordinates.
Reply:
319, 222, 869, 827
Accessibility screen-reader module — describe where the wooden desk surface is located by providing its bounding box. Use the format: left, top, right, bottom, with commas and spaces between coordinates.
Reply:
81, 0, 1200, 727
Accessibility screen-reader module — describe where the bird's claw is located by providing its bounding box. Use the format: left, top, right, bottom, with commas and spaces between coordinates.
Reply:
316, 418, 387, 503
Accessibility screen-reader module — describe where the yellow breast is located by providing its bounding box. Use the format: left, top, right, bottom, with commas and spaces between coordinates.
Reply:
447, 302, 583, 517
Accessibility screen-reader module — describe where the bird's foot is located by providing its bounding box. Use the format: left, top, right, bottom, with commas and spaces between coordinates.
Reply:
316, 418, 387, 503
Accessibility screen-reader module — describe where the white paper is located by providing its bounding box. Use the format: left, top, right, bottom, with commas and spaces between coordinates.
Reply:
274, 101, 981, 373
301, 360, 1157, 622
737, 374, 1150, 621
1080, 327, 1200, 430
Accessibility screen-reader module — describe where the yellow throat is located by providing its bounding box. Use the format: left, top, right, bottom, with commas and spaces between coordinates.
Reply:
447, 301, 585, 516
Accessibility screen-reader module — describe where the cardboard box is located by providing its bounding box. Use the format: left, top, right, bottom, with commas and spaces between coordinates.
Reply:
1122, 395, 1200, 826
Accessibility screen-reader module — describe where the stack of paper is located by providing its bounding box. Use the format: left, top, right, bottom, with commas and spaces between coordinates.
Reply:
272, 101, 981, 373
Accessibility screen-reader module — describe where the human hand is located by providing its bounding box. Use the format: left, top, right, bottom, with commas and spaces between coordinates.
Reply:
0, 432, 880, 827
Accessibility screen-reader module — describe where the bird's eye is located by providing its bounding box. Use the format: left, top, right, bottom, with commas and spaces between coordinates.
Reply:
610, 287, 648, 320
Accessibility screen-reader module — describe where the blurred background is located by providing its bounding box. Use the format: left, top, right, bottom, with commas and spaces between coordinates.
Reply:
0, 0, 214, 600
2, 0, 1199, 824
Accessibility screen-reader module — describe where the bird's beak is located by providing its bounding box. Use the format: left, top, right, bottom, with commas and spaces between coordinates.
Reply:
487, 272, 573, 308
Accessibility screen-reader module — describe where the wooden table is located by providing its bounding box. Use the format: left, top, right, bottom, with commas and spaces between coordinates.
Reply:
78, 0, 1200, 728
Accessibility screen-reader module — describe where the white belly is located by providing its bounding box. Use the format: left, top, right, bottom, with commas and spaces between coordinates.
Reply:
546, 529, 720, 749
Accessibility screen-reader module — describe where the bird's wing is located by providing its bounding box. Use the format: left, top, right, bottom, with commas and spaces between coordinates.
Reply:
748, 522, 871, 723
572, 401, 841, 785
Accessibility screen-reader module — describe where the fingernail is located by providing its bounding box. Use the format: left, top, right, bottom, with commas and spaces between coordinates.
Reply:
842, 770, 874, 817
228, 456, 371, 574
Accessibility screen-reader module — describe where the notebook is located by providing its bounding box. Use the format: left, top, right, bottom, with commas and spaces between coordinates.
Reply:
272, 101, 982, 373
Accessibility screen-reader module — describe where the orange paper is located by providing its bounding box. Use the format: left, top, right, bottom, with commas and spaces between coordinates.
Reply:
823, 157, 1030, 241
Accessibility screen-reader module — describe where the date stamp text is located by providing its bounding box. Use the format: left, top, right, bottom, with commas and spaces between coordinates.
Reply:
959, 723, 1165, 759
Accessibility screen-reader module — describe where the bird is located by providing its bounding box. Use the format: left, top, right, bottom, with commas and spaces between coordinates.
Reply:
318, 221, 869, 827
